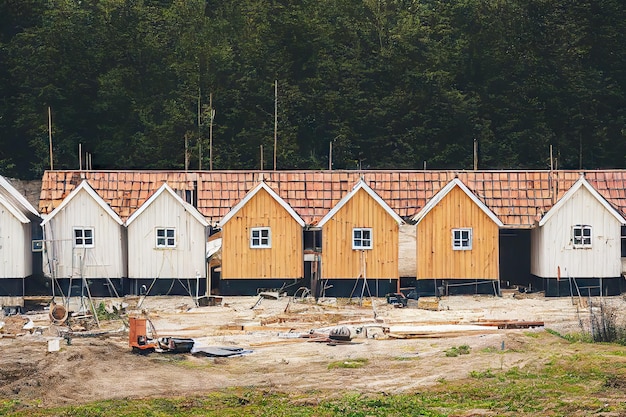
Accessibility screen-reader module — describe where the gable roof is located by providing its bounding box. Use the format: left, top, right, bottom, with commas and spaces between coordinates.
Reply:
0, 175, 39, 218
538, 175, 626, 226
37, 169, 626, 228
219, 181, 305, 227
0, 194, 30, 224
317, 179, 404, 228
412, 178, 504, 227
126, 182, 209, 227
41, 180, 123, 226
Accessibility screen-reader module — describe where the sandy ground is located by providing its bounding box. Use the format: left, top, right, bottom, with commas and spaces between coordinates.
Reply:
0, 292, 622, 407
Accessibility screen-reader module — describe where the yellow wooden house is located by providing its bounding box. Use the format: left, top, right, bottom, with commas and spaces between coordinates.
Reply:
317, 179, 404, 297
413, 178, 503, 295
218, 181, 305, 295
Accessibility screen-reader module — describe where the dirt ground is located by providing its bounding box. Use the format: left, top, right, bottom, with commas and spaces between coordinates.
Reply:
0, 292, 623, 407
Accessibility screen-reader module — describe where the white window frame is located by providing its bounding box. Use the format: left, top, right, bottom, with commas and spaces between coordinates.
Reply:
352, 228, 373, 250
73, 227, 94, 248
250, 227, 271, 248
156, 227, 176, 248
452, 228, 472, 250
572, 225, 592, 248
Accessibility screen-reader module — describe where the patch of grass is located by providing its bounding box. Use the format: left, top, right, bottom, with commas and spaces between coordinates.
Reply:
546, 328, 593, 343
480, 346, 503, 353
176, 358, 214, 370
469, 369, 496, 379
0, 400, 20, 415
393, 355, 419, 361
94, 301, 122, 321
444, 344, 470, 357
327, 358, 368, 369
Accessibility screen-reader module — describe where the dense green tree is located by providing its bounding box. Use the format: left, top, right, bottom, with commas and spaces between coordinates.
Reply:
1, 0, 625, 178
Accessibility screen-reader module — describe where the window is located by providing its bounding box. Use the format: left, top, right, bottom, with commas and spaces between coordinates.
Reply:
250, 227, 271, 248
156, 228, 176, 248
73, 227, 94, 248
452, 228, 472, 250
572, 225, 592, 248
622, 226, 626, 257
352, 228, 372, 249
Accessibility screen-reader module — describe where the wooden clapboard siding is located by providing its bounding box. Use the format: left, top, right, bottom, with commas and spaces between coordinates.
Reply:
222, 188, 303, 279
322, 188, 399, 279
417, 186, 499, 280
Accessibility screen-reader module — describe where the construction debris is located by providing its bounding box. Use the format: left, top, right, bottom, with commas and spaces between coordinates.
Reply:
383, 324, 500, 339
417, 297, 440, 311
475, 320, 545, 329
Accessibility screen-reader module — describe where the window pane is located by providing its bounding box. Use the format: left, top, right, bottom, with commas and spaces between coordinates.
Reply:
84, 229, 93, 238
157, 229, 165, 237
75, 229, 83, 238
167, 229, 175, 238
362, 230, 371, 240
261, 229, 269, 238
167, 238, 175, 246
252, 230, 259, 238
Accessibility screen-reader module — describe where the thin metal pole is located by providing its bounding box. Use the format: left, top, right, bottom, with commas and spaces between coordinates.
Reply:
184, 133, 189, 171
198, 86, 202, 170
48, 107, 54, 170
473, 138, 478, 170
274, 80, 277, 171
329, 141, 332, 170
209, 93, 214, 170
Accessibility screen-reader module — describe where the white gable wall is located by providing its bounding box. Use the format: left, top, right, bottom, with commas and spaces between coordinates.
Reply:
0, 207, 31, 278
43, 188, 125, 279
531, 186, 622, 278
127, 190, 206, 279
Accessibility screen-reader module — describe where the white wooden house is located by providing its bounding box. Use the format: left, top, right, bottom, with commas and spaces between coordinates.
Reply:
0, 176, 41, 297
41, 180, 125, 296
125, 183, 209, 296
531, 176, 626, 296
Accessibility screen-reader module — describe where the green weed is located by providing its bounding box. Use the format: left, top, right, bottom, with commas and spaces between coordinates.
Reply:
327, 358, 369, 369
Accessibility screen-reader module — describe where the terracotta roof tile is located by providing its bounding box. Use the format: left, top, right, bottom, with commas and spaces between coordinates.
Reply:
37, 170, 626, 226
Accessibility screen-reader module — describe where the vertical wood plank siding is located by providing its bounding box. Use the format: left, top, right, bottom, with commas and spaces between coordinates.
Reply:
322, 188, 399, 279
530, 186, 622, 278
127, 191, 206, 279
45, 189, 125, 279
0, 209, 31, 278
417, 186, 499, 280
222, 188, 303, 279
